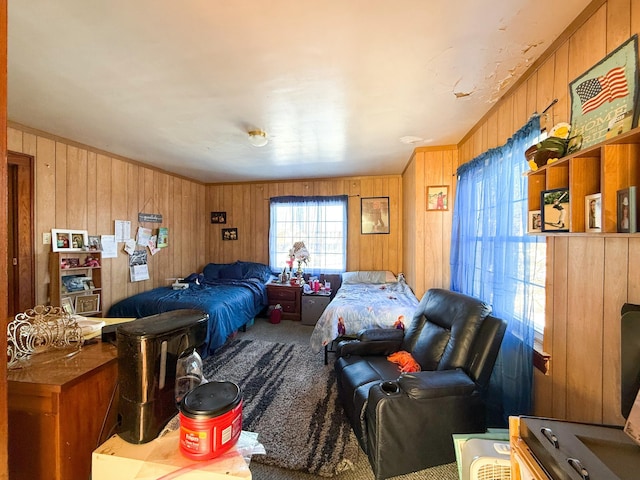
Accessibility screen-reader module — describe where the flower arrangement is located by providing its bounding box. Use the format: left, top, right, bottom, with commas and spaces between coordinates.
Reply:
286, 241, 310, 281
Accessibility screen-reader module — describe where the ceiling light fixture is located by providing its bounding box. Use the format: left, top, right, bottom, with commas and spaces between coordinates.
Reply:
248, 130, 268, 147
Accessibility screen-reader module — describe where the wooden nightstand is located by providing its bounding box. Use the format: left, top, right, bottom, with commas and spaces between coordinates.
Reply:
266, 282, 302, 321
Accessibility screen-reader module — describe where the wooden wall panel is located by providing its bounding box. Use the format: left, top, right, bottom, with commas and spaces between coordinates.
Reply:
607, 0, 631, 50
536, 57, 556, 133
402, 146, 457, 299
8, 124, 206, 314
602, 238, 629, 425
458, 0, 638, 424
205, 176, 403, 277
552, 42, 570, 127
565, 237, 605, 423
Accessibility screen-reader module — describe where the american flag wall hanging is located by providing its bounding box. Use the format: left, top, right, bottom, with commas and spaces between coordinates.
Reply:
569, 34, 639, 151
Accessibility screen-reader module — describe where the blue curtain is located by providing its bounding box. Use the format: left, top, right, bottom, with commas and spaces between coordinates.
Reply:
450, 115, 544, 425
269, 195, 348, 276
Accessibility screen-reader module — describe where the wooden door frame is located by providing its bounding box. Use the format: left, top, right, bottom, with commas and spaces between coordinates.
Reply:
7, 151, 35, 316
0, 0, 9, 476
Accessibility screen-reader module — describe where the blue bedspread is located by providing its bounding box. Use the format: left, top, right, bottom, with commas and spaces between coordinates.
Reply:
108, 278, 268, 356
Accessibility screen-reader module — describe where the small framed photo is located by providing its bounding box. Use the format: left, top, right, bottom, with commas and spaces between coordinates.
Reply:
528, 210, 542, 233
585, 193, 602, 233
361, 197, 390, 234
211, 211, 227, 224
222, 227, 238, 241
61, 297, 75, 315
52, 229, 88, 252
426, 186, 449, 211
617, 187, 637, 233
75, 294, 100, 315
541, 188, 570, 232
88, 235, 102, 251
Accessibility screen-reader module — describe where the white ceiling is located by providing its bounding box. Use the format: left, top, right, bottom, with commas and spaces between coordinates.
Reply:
8, 0, 591, 183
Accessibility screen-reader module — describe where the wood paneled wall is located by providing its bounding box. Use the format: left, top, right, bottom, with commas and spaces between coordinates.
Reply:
457, 0, 640, 425
0, 0, 8, 476
7, 124, 207, 315
402, 146, 457, 299
205, 176, 403, 276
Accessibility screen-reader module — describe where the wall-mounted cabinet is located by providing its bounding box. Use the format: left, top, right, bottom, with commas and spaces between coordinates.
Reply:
49, 251, 103, 316
528, 127, 640, 234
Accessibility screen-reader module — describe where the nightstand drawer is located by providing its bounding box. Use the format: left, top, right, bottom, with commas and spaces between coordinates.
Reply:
268, 287, 298, 302
280, 301, 298, 314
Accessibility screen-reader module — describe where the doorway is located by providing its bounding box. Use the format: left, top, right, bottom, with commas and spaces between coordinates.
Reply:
7, 151, 34, 317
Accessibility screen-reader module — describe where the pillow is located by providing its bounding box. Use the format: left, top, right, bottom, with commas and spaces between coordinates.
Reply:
237, 261, 273, 283
219, 262, 243, 280
342, 271, 396, 284
202, 263, 227, 281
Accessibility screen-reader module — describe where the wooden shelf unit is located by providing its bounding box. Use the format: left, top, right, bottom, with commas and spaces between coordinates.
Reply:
528, 126, 640, 234
50, 251, 103, 316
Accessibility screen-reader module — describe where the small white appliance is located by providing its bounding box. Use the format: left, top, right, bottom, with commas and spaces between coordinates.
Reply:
461, 438, 511, 480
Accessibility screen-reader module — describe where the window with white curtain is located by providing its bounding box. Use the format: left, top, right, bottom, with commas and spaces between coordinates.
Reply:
269, 195, 348, 276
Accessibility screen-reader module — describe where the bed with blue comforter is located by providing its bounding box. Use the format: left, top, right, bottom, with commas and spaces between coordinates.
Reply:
108, 261, 272, 356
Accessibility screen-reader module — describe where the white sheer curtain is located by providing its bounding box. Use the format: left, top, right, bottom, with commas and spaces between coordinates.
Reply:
269, 195, 348, 276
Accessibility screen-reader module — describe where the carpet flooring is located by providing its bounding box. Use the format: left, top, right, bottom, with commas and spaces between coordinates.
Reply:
228, 318, 460, 480
202, 338, 361, 476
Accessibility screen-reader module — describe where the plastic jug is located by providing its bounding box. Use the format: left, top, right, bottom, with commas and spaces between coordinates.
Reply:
175, 347, 204, 405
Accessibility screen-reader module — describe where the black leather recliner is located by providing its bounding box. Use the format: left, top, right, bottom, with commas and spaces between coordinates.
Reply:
334, 288, 507, 480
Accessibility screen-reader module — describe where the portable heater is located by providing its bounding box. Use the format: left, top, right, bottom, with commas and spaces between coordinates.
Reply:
461, 438, 511, 480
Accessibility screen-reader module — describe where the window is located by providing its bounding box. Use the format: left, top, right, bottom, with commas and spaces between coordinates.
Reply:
450, 115, 545, 421
269, 195, 348, 275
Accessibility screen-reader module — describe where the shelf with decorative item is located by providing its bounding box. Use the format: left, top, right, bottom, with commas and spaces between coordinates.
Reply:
50, 251, 103, 317
527, 125, 640, 235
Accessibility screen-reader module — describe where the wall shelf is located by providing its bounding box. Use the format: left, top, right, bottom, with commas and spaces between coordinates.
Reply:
49, 251, 103, 316
528, 125, 640, 235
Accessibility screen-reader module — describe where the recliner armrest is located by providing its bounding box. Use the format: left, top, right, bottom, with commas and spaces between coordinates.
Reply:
357, 328, 404, 342
397, 369, 476, 400
335, 329, 404, 358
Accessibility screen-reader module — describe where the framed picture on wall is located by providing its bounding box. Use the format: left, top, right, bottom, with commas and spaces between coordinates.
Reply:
211, 211, 227, 224
361, 197, 390, 234
569, 34, 639, 150
222, 227, 238, 241
585, 193, 602, 233
52, 229, 88, 252
541, 188, 569, 232
426, 185, 449, 211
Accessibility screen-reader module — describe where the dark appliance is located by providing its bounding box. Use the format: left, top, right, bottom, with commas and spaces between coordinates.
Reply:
116, 309, 208, 444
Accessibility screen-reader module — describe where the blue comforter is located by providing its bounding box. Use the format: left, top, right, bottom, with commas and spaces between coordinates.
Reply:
108, 278, 268, 356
